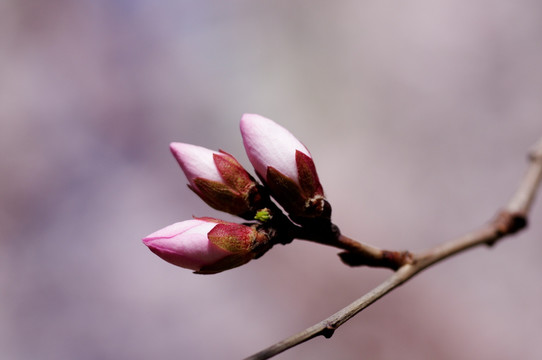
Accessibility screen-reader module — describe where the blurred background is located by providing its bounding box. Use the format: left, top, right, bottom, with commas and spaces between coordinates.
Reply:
1, 1, 541, 359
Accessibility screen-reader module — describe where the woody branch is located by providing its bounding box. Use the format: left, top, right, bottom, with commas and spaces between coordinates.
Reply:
245, 135, 542, 360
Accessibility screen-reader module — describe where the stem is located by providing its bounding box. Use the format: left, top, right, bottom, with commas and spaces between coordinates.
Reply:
336, 234, 413, 270
293, 220, 413, 270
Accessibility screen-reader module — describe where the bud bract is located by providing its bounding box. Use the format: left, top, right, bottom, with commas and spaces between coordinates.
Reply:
170, 142, 263, 219
142, 218, 269, 274
240, 114, 329, 218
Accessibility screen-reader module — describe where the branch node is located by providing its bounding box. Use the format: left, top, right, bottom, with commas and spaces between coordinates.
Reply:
489, 210, 528, 245
321, 323, 336, 339
383, 250, 414, 269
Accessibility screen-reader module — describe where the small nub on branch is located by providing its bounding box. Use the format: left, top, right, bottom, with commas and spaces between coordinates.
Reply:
321, 326, 335, 339
492, 210, 527, 236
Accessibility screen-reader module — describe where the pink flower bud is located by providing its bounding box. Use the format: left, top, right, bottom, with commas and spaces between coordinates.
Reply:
170, 143, 262, 218
240, 114, 329, 218
142, 218, 269, 274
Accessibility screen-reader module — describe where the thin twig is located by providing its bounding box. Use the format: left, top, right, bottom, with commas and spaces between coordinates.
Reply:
245, 136, 542, 360
295, 225, 413, 270
336, 234, 413, 270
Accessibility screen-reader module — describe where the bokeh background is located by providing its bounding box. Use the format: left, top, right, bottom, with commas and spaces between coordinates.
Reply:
2, 1, 542, 359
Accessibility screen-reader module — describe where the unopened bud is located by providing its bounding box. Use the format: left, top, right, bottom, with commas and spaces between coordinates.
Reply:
142, 218, 270, 274
170, 143, 263, 219
240, 114, 330, 219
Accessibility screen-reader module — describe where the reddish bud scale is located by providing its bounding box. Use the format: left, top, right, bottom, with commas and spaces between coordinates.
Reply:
214, 151, 254, 191
296, 150, 323, 198
208, 223, 259, 253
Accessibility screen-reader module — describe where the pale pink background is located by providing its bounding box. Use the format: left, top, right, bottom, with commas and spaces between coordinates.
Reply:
2, 1, 542, 359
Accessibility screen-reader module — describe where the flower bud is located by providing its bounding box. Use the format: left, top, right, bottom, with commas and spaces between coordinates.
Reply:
142, 218, 270, 274
240, 114, 329, 219
170, 143, 263, 219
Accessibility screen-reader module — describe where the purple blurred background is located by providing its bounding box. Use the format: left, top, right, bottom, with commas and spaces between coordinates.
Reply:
2, 1, 541, 359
